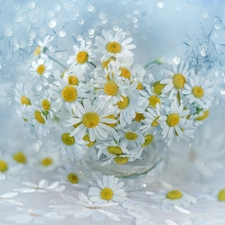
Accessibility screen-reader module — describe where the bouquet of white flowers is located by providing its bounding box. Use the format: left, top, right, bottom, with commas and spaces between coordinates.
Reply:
14, 28, 214, 189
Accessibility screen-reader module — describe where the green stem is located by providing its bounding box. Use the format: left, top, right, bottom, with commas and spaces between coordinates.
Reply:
88, 62, 96, 68
48, 55, 67, 70
144, 58, 163, 69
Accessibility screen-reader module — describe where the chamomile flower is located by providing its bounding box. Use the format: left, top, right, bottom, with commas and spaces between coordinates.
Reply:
14, 83, 33, 106
88, 175, 127, 203
34, 35, 54, 57
140, 104, 161, 134
96, 138, 130, 160
94, 61, 129, 104
50, 74, 90, 112
116, 60, 146, 86
57, 160, 81, 185
119, 125, 145, 149
150, 189, 197, 208
8, 141, 34, 166
182, 75, 213, 108
64, 98, 117, 141
161, 61, 194, 99
116, 82, 148, 127
26, 105, 50, 136
54, 128, 88, 161
95, 28, 136, 61
32, 144, 62, 172
30, 56, 53, 79
62, 69, 86, 85
67, 40, 95, 72
36, 90, 57, 119
0, 151, 22, 180
158, 102, 190, 143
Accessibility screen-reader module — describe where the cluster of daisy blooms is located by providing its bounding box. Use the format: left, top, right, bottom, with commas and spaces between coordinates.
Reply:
14, 28, 214, 166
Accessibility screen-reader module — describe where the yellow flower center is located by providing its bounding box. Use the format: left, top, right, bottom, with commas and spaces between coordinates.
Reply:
148, 95, 161, 108
104, 81, 119, 96
20, 95, 31, 105
13, 152, 27, 164
106, 42, 122, 54
125, 132, 138, 141
83, 134, 96, 148
134, 113, 145, 122
82, 112, 100, 128
67, 173, 79, 184
218, 189, 225, 201
34, 46, 41, 56
173, 74, 186, 89
117, 96, 129, 109
192, 86, 204, 98
62, 86, 77, 102
107, 146, 123, 155
166, 190, 183, 200
61, 133, 75, 146
42, 99, 50, 111
153, 81, 166, 95
76, 51, 89, 64
136, 81, 143, 90
68, 75, 79, 85
0, 160, 8, 172
102, 56, 116, 69
166, 114, 180, 127
151, 116, 160, 127
100, 187, 114, 201
114, 156, 129, 164
103, 115, 117, 128
119, 67, 131, 79
34, 110, 45, 124
142, 134, 154, 147
36, 64, 46, 75
195, 110, 209, 121
41, 157, 53, 167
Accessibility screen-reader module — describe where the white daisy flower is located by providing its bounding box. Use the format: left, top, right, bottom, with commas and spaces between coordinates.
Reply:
64, 98, 117, 141
149, 189, 197, 209
141, 104, 161, 134
94, 61, 129, 105
115, 60, 146, 89
14, 179, 66, 193
161, 61, 194, 99
34, 35, 54, 57
0, 151, 22, 180
36, 90, 57, 119
14, 83, 33, 106
30, 56, 53, 79
31, 144, 62, 172
57, 160, 81, 185
116, 82, 148, 127
96, 138, 130, 160
158, 102, 190, 142
50, 192, 128, 221
67, 40, 95, 72
8, 141, 34, 166
88, 175, 127, 203
49, 74, 90, 112
182, 75, 213, 108
63, 69, 86, 84
95, 28, 136, 61
7, 208, 64, 224
53, 127, 88, 161
26, 105, 50, 136
119, 125, 145, 149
